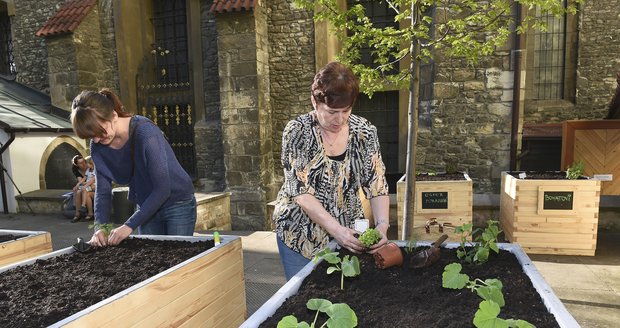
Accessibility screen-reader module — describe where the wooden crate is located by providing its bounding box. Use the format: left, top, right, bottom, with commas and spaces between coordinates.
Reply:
396, 173, 473, 241
0, 230, 52, 267
2, 235, 246, 328
500, 171, 601, 256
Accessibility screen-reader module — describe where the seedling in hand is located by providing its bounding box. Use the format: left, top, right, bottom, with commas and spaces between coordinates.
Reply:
88, 223, 115, 237
358, 228, 382, 248
314, 248, 361, 290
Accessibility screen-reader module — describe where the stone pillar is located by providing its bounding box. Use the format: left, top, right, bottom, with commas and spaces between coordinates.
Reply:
216, 7, 274, 230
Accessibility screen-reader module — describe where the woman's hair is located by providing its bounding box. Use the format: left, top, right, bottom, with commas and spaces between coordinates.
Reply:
311, 62, 359, 109
72, 154, 83, 166
70, 88, 131, 139
71, 154, 83, 177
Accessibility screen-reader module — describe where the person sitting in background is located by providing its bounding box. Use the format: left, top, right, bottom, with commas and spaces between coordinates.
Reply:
79, 156, 96, 221
70, 154, 93, 222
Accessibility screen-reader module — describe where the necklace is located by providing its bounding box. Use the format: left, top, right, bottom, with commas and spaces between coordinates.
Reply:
321, 128, 338, 147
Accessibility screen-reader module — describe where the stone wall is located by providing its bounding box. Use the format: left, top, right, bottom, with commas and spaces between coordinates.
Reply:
417, 56, 514, 193
266, 0, 316, 186
216, 11, 270, 230
97, 0, 120, 94
194, 192, 232, 231
195, 0, 225, 192
11, 0, 65, 93
575, 0, 620, 118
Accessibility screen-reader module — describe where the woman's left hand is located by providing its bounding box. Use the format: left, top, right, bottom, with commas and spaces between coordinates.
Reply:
366, 222, 389, 254
107, 225, 133, 246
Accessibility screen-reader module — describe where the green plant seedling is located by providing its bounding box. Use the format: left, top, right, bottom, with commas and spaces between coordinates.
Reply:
277, 298, 358, 328
442, 263, 504, 306
473, 300, 535, 328
404, 235, 419, 254
314, 248, 361, 290
455, 220, 501, 264
358, 228, 381, 248
88, 223, 115, 237
566, 160, 585, 180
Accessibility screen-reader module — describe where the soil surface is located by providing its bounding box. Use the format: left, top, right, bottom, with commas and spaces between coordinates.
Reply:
508, 171, 587, 180
0, 238, 214, 328
260, 247, 560, 328
0, 234, 25, 243
416, 172, 467, 181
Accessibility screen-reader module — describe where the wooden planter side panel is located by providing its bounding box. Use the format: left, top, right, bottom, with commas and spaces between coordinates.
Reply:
500, 172, 601, 256
62, 238, 246, 328
0, 232, 52, 267
397, 178, 473, 239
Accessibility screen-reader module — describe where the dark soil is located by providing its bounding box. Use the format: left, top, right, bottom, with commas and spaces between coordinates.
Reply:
416, 172, 467, 181
0, 238, 214, 328
0, 234, 25, 243
508, 171, 587, 180
260, 247, 560, 328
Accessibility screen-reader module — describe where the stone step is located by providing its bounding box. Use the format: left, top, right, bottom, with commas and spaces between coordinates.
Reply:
16, 189, 70, 215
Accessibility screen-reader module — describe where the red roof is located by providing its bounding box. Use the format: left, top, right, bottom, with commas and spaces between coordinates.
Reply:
35, 0, 97, 37
210, 0, 255, 14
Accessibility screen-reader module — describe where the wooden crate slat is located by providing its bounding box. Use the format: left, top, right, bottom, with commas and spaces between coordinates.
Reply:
520, 247, 595, 256
177, 281, 247, 328
514, 222, 596, 234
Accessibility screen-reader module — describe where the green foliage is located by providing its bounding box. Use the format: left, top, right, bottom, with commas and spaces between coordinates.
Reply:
293, 0, 582, 95
445, 160, 458, 174
314, 248, 361, 290
404, 235, 418, 254
455, 220, 501, 264
358, 228, 382, 247
443, 263, 534, 328
88, 223, 114, 237
277, 298, 358, 328
566, 160, 585, 180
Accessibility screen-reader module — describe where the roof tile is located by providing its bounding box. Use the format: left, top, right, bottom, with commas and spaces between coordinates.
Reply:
210, 0, 255, 14
35, 0, 97, 37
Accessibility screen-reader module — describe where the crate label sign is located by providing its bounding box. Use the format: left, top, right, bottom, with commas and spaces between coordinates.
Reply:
543, 191, 574, 210
421, 192, 448, 209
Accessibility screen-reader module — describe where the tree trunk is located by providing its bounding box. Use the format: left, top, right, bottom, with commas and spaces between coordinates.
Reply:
401, 3, 421, 240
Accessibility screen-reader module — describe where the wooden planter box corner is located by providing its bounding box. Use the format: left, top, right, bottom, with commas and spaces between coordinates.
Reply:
396, 173, 473, 240
500, 171, 601, 256
0, 229, 52, 267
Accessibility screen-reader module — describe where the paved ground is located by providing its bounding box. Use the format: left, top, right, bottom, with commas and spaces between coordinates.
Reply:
1, 212, 619, 327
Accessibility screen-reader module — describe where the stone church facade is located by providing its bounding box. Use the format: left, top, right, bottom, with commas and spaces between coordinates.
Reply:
2, 0, 619, 230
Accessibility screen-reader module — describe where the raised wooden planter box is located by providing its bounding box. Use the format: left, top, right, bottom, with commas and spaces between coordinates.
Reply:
396, 173, 473, 240
1, 235, 246, 328
241, 241, 578, 328
500, 171, 601, 256
0, 229, 52, 267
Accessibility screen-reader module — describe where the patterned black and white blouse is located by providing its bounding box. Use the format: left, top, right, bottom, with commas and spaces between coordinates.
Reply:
273, 111, 389, 259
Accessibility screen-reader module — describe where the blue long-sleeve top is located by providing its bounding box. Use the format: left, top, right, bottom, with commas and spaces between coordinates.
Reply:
91, 115, 194, 229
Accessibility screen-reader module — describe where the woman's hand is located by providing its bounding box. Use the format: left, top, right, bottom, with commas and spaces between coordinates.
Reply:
107, 225, 133, 246
331, 225, 365, 253
366, 222, 389, 254
89, 229, 109, 247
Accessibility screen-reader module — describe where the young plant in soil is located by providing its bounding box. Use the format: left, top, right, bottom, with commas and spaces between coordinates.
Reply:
404, 235, 419, 254
455, 220, 501, 264
442, 263, 534, 328
88, 223, 115, 237
277, 298, 358, 328
358, 228, 382, 248
566, 160, 585, 180
313, 248, 361, 290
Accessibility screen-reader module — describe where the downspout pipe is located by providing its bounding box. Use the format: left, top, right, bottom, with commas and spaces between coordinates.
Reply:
0, 132, 16, 214
510, 3, 523, 171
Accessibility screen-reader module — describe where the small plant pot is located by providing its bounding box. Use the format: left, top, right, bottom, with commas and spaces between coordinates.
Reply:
373, 242, 403, 269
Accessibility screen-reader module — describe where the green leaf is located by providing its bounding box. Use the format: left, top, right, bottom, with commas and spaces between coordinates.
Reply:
325, 303, 358, 328
307, 298, 332, 312
473, 300, 508, 328
277, 315, 310, 328
327, 266, 339, 275
476, 285, 505, 307
442, 263, 469, 289
341, 256, 361, 277
474, 247, 490, 263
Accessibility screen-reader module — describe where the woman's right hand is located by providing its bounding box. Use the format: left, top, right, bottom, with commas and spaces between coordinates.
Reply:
331, 225, 365, 253
89, 229, 108, 247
